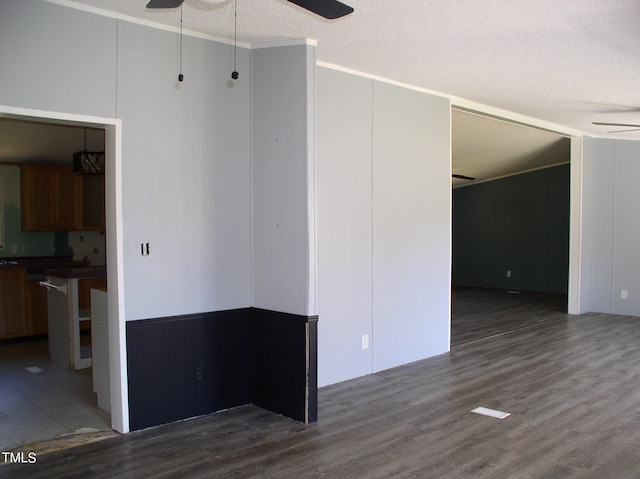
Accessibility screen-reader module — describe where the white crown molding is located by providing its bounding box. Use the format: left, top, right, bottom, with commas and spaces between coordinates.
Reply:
44, 0, 251, 48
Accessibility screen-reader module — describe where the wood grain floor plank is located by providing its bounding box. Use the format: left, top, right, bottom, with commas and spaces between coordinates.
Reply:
4, 287, 640, 478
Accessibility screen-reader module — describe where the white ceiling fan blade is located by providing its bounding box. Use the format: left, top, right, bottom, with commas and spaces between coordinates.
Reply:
606, 128, 640, 133
593, 121, 640, 128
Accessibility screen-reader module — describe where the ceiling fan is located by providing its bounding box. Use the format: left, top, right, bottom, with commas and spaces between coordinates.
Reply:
592, 122, 640, 133
452, 174, 476, 181
146, 0, 355, 19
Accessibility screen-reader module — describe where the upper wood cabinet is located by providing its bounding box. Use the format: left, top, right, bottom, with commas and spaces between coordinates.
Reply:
55, 167, 79, 230
21, 165, 104, 231
21, 165, 77, 231
77, 174, 106, 230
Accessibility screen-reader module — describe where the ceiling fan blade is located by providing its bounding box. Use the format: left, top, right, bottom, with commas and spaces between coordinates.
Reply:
146, 0, 184, 8
286, 0, 354, 19
606, 128, 640, 134
452, 174, 476, 181
592, 122, 640, 128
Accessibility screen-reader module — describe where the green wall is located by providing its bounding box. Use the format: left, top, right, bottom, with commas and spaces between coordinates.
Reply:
452, 163, 570, 293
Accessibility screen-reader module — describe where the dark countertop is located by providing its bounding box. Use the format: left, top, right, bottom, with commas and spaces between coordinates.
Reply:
0, 256, 89, 272
44, 266, 107, 279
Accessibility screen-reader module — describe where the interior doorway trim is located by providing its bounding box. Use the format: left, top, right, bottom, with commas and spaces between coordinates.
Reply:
0, 104, 128, 433
450, 101, 584, 315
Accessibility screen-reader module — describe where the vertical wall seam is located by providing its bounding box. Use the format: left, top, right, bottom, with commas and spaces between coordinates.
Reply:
370, 79, 375, 375
249, 48, 255, 308
610, 140, 617, 313
307, 44, 318, 317
114, 20, 119, 118
447, 102, 453, 350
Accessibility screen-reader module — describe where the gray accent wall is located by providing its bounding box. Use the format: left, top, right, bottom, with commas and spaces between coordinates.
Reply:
316, 67, 451, 386
583, 137, 640, 316
452, 164, 570, 294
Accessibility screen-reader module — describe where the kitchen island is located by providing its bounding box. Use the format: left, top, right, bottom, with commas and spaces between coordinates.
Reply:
42, 266, 106, 370
0, 256, 88, 340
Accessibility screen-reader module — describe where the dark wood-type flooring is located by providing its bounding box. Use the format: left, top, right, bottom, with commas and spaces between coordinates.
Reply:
4, 287, 640, 478
451, 285, 568, 346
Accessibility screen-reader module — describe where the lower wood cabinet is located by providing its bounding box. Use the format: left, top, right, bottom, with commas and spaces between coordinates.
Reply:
1, 263, 108, 340
0, 269, 26, 339
0, 270, 50, 339
78, 277, 108, 311
25, 279, 48, 335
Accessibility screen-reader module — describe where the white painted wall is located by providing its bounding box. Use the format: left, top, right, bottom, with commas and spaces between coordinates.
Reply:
582, 137, 640, 316
581, 137, 615, 313
0, 0, 253, 432
0, 1, 253, 321
372, 81, 451, 372
611, 141, 640, 315
116, 22, 252, 319
0, 0, 117, 117
251, 44, 316, 316
316, 67, 451, 386
317, 68, 374, 385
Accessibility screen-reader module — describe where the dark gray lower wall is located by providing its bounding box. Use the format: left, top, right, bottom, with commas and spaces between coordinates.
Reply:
126, 308, 317, 431
252, 309, 318, 423
452, 163, 570, 293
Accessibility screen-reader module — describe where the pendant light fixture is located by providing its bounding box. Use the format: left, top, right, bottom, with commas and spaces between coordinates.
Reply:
178, 3, 184, 82
73, 128, 105, 175
231, 0, 238, 80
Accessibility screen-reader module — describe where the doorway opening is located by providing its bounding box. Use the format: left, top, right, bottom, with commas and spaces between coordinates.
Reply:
0, 105, 126, 451
450, 108, 575, 347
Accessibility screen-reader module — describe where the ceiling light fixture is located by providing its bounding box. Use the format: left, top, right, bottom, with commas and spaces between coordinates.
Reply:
231, 0, 238, 80
73, 128, 105, 175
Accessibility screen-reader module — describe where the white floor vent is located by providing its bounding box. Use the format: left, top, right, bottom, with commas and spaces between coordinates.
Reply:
471, 406, 510, 419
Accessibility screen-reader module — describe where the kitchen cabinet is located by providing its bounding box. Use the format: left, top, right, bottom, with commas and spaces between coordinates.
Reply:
79, 276, 108, 310
1, 257, 90, 339
42, 266, 106, 370
0, 269, 26, 339
25, 279, 48, 335
21, 165, 78, 231
77, 174, 105, 230
20, 165, 105, 231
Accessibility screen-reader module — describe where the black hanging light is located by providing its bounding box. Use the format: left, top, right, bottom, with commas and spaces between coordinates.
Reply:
231, 0, 238, 80
73, 128, 105, 175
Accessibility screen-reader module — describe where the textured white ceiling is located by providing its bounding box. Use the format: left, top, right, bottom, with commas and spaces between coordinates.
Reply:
63, 0, 640, 138
451, 109, 569, 187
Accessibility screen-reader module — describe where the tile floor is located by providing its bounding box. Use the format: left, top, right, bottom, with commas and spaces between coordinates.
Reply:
0, 339, 111, 451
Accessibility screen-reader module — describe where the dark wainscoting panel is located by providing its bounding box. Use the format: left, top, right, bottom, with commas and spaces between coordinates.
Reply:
126, 308, 318, 431
252, 309, 318, 423
126, 309, 252, 431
